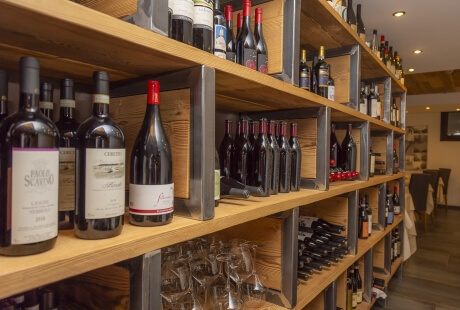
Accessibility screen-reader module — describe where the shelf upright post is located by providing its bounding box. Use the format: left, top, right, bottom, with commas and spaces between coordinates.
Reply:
324, 280, 337, 309
363, 248, 374, 303
383, 229, 392, 274
377, 183, 387, 230
395, 133, 405, 172
345, 190, 359, 255
122, 0, 169, 36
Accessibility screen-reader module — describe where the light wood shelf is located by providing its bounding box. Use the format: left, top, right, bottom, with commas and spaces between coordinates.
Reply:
374, 256, 403, 286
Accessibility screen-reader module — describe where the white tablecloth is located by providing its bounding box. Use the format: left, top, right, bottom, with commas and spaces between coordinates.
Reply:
403, 191, 417, 261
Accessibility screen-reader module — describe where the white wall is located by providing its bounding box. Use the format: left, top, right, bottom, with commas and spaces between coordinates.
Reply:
406, 112, 460, 207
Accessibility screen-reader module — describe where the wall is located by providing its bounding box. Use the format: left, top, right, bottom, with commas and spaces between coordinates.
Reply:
406, 112, 460, 207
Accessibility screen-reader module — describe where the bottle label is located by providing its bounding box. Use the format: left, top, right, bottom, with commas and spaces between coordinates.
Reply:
357, 289, 363, 303
370, 98, 377, 117
85, 148, 125, 219
39, 101, 53, 110
362, 222, 369, 237
257, 54, 268, 74
243, 48, 257, 70
226, 51, 236, 62
92, 94, 110, 104
214, 169, 220, 200
59, 147, 76, 212
60, 99, 76, 108
327, 85, 335, 101
359, 98, 367, 114
318, 68, 328, 87
388, 211, 394, 224
394, 205, 400, 215
170, 0, 194, 22
368, 214, 372, 234
214, 24, 227, 59
11, 148, 59, 245
300, 73, 310, 90
377, 100, 381, 117
193, 0, 213, 30
352, 293, 357, 307
129, 183, 174, 215
370, 154, 375, 173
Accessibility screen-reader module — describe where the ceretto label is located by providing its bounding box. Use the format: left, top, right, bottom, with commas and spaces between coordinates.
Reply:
129, 183, 174, 215
11, 148, 59, 245
85, 148, 125, 219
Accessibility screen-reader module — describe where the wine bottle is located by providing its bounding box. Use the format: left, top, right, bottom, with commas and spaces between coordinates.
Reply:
168, 6, 173, 37
369, 138, 375, 177
25, 289, 40, 310
371, 29, 380, 59
299, 215, 345, 233
39, 287, 57, 310
233, 119, 251, 185
393, 143, 399, 173
340, 123, 357, 174
379, 35, 385, 62
359, 82, 367, 115
213, 0, 226, 59
0, 69, 8, 124
277, 121, 291, 193
39, 82, 54, 121
314, 46, 329, 98
330, 123, 342, 181
0, 57, 59, 256
347, 0, 357, 31
251, 118, 272, 196
346, 269, 353, 310
75, 71, 125, 240
389, 46, 396, 74
225, 5, 236, 62
297, 271, 309, 281
385, 188, 393, 226
390, 97, 395, 126
365, 194, 372, 236
391, 97, 398, 127
310, 56, 318, 94
384, 48, 390, 70
169, 0, 194, 45
350, 266, 357, 308
274, 123, 280, 140
267, 120, 279, 195
289, 123, 301, 191
327, 64, 335, 101
299, 49, 311, 91
356, 4, 365, 41
368, 83, 378, 119
218, 119, 235, 178
236, 13, 242, 38
220, 176, 263, 196
0, 299, 15, 310
354, 262, 363, 304
399, 58, 405, 85
375, 85, 382, 121
236, 0, 257, 69
129, 81, 174, 226
215, 150, 220, 207
393, 186, 400, 215
220, 180, 250, 199
254, 7, 268, 74
55, 78, 80, 230
358, 197, 369, 239
193, 0, 213, 53
235, 120, 241, 142
248, 120, 258, 146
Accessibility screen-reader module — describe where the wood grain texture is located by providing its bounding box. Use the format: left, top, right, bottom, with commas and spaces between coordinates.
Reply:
110, 89, 191, 199
336, 271, 347, 310
405, 69, 460, 95
74, 0, 137, 18
373, 238, 386, 271
372, 136, 388, 172
327, 55, 350, 105
302, 291, 324, 310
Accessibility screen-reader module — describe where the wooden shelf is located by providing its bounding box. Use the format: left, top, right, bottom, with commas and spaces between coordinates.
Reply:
374, 256, 403, 286
293, 215, 404, 309
300, 0, 406, 93
0, 0, 403, 134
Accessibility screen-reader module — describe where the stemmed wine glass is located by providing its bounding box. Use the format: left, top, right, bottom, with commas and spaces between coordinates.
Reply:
227, 243, 254, 309
242, 243, 267, 308
211, 253, 241, 309
192, 248, 220, 309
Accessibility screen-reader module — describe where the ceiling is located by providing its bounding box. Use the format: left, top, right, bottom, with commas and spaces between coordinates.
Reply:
358, 0, 460, 112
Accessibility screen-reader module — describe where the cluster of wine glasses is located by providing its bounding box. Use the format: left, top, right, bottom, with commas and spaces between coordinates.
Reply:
161, 236, 267, 310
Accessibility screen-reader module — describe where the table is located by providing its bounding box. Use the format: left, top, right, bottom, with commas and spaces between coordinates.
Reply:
404, 171, 444, 215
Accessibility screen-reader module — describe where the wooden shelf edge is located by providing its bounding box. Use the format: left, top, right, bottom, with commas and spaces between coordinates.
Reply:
373, 256, 403, 286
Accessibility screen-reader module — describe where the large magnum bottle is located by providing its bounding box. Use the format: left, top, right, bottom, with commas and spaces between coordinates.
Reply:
224, 5, 236, 62
75, 71, 125, 239
55, 78, 80, 230
0, 69, 8, 123
233, 119, 251, 185
169, 0, 194, 45
267, 120, 279, 195
236, 0, 257, 69
213, 0, 226, 59
0, 57, 59, 256
254, 7, 268, 74
277, 121, 291, 193
39, 82, 54, 121
251, 118, 272, 196
193, 0, 213, 53
314, 46, 329, 98
129, 81, 173, 226
289, 123, 301, 191
218, 120, 235, 178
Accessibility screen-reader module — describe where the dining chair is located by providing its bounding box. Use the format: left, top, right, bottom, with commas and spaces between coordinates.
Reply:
438, 168, 451, 210
409, 173, 433, 232
423, 169, 440, 215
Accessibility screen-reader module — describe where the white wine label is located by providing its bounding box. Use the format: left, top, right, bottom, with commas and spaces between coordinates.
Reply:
377, 100, 382, 117
214, 24, 227, 58
359, 98, 367, 114
85, 148, 125, 219
368, 214, 372, 234
328, 85, 335, 101
11, 148, 59, 245
370, 98, 377, 117
318, 69, 329, 87
214, 169, 220, 200
193, 0, 213, 30
129, 183, 174, 215
39, 101, 53, 110
170, 0, 194, 22
59, 99, 76, 108
92, 94, 110, 104
357, 289, 363, 303
59, 147, 76, 212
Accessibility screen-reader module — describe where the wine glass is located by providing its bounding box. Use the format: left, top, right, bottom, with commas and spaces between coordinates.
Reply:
211, 253, 241, 310
227, 244, 254, 309
191, 249, 220, 309
242, 243, 266, 308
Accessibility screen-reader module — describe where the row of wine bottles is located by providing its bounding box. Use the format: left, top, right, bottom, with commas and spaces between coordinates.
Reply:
0, 57, 174, 257
330, 123, 358, 181
218, 118, 301, 197
169, 0, 268, 73
346, 262, 363, 309
0, 287, 57, 310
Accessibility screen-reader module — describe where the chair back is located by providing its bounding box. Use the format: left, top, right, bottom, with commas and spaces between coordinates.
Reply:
409, 173, 431, 212
438, 168, 451, 195
423, 169, 439, 200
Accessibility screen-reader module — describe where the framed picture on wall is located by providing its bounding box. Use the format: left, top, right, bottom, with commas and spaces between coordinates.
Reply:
440, 112, 460, 141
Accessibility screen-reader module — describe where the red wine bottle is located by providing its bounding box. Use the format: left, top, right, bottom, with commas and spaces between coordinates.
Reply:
0, 69, 8, 123
330, 124, 341, 171
339, 123, 357, 174
214, 0, 226, 59
218, 119, 235, 178
235, 120, 241, 142
289, 123, 301, 191
220, 179, 250, 199
39, 82, 54, 121
129, 81, 174, 226
254, 7, 268, 74
220, 176, 263, 197
251, 118, 272, 196
277, 121, 291, 193
215, 149, 220, 207
354, 262, 363, 304
0, 57, 59, 256
236, 0, 257, 69
169, 0, 194, 45
225, 5, 236, 62
75, 71, 125, 240
267, 120, 279, 195
393, 186, 400, 215
236, 13, 242, 38
193, 0, 213, 53
233, 119, 251, 185
55, 78, 80, 230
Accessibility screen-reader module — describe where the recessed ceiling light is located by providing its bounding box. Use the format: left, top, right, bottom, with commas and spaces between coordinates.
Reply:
426, 107, 430, 110
408, 68, 415, 72
393, 11, 406, 17
413, 50, 423, 54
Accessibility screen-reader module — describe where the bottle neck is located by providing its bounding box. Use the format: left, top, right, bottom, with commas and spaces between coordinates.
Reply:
60, 106, 74, 119
258, 120, 266, 134
20, 93, 40, 112
347, 124, 352, 134
290, 124, 297, 137
279, 123, 287, 137
0, 97, 8, 115
93, 101, 109, 117
225, 121, 232, 135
